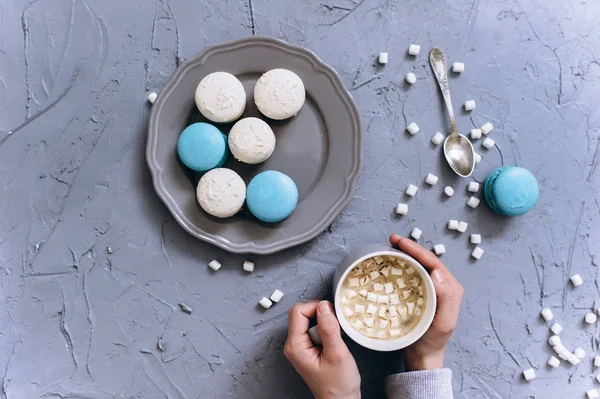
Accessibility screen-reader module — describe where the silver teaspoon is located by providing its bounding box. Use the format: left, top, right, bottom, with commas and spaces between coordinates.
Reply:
429, 47, 475, 177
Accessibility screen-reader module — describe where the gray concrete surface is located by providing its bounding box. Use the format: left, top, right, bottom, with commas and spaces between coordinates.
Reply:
1, 0, 599, 397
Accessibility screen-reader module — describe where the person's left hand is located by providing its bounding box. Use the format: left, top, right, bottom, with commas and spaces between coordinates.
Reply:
284, 300, 361, 399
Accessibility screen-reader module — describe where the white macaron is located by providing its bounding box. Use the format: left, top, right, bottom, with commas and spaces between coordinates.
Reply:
195, 72, 246, 123
254, 69, 305, 120
196, 168, 246, 218
228, 117, 276, 164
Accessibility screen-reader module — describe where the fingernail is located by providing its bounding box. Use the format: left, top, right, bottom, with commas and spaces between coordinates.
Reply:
318, 301, 333, 315
432, 270, 446, 284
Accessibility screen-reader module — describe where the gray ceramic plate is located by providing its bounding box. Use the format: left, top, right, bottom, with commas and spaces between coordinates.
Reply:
147, 36, 362, 254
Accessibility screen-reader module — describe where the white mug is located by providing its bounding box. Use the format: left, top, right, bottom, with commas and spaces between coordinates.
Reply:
309, 244, 437, 352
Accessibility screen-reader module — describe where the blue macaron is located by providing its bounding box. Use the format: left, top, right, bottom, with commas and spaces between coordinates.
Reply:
177, 123, 228, 172
484, 166, 539, 216
246, 171, 299, 223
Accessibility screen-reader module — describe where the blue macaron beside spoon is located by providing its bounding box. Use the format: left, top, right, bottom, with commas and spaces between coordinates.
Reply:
484, 166, 539, 216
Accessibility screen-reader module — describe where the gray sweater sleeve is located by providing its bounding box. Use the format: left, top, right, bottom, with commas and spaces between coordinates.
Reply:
385, 369, 453, 399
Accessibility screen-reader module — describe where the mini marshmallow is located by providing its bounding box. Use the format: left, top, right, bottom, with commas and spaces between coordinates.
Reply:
343, 306, 354, 318
243, 261, 255, 272
522, 368, 536, 381
567, 354, 580, 365
547, 356, 560, 368
570, 274, 583, 287
390, 294, 400, 304
395, 203, 408, 215
352, 319, 364, 329
482, 138, 495, 150
391, 267, 403, 276
259, 297, 273, 309
366, 303, 378, 315
552, 343, 567, 355
433, 244, 446, 256
354, 304, 366, 313
148, 92, 158, 104
411, 227, 422, 240
586, 313, 598, 324
432, 132, 445, 145
406, 267, 415, 275
541, 308, 554, 321
341, 296, 350, 304
416, 297, 424, 306
468, 182, 480, 193
474, 152, 482, 164
379, 319, 389, 329
363, 317, 374, 327
467, 196, 480, 208
391, 317, 400, 327
389, 329, 402, 337
348, 277, 359, 287
470, 129, 482, 140
379, 306, 388, 318
548, 335, 561, 346
270, 289, 284, 303
480, 122, 494, 135
377, 295, 389, 304
448, 220, 459, 230
367, 292, 378, 302
396, 278, 406, 289
470, 234, 482, 244
378, 52, 389, 64
471, 246, 484, 260
345, 289, 357, 299
405, 72, 416, 84
384, 282, 394, 294
408, 44, 421, 56
452, 62, 465, 73
425, 173, 439, 186
406, 184, 418, 197
595, 356, 600, 367
464, 100, 476, 111
457, 221, 468, 233
209, 260, 222, 271
370, 271, 381, 280
373, 283, 384, 292
588, 389, 600, 399
444, 186, 454, 197
407, 122, 420, 135
407, 302, 415, 315
574, 347, 586, 359
550, 322, 563, 334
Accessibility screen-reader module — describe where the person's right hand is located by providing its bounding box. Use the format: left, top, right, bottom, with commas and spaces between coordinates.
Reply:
284, 300, 361, 399
390, 234, 464, 371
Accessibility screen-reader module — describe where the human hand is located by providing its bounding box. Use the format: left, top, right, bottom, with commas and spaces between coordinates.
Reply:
389, 234, 464, 371
284, 300, 361, 399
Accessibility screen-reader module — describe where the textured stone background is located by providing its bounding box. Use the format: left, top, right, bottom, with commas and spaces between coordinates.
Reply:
1, 0, 599, 397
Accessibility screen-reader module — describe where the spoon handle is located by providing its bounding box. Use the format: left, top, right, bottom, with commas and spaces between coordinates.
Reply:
429, 47, 457, 135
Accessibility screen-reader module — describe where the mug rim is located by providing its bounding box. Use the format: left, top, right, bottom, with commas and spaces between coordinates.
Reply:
334, 249, 437, 352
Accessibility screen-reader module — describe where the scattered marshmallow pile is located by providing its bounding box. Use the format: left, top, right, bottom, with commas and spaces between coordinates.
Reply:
398, 177, 485, 259
259, 289, 284, 309
523, 274, 600, 397
341, 255, 426, 339
207, 259, 285, 310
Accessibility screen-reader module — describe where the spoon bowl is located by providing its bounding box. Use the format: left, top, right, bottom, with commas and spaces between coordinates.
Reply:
444, 133, 475, 177
429, 47, 475, 177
